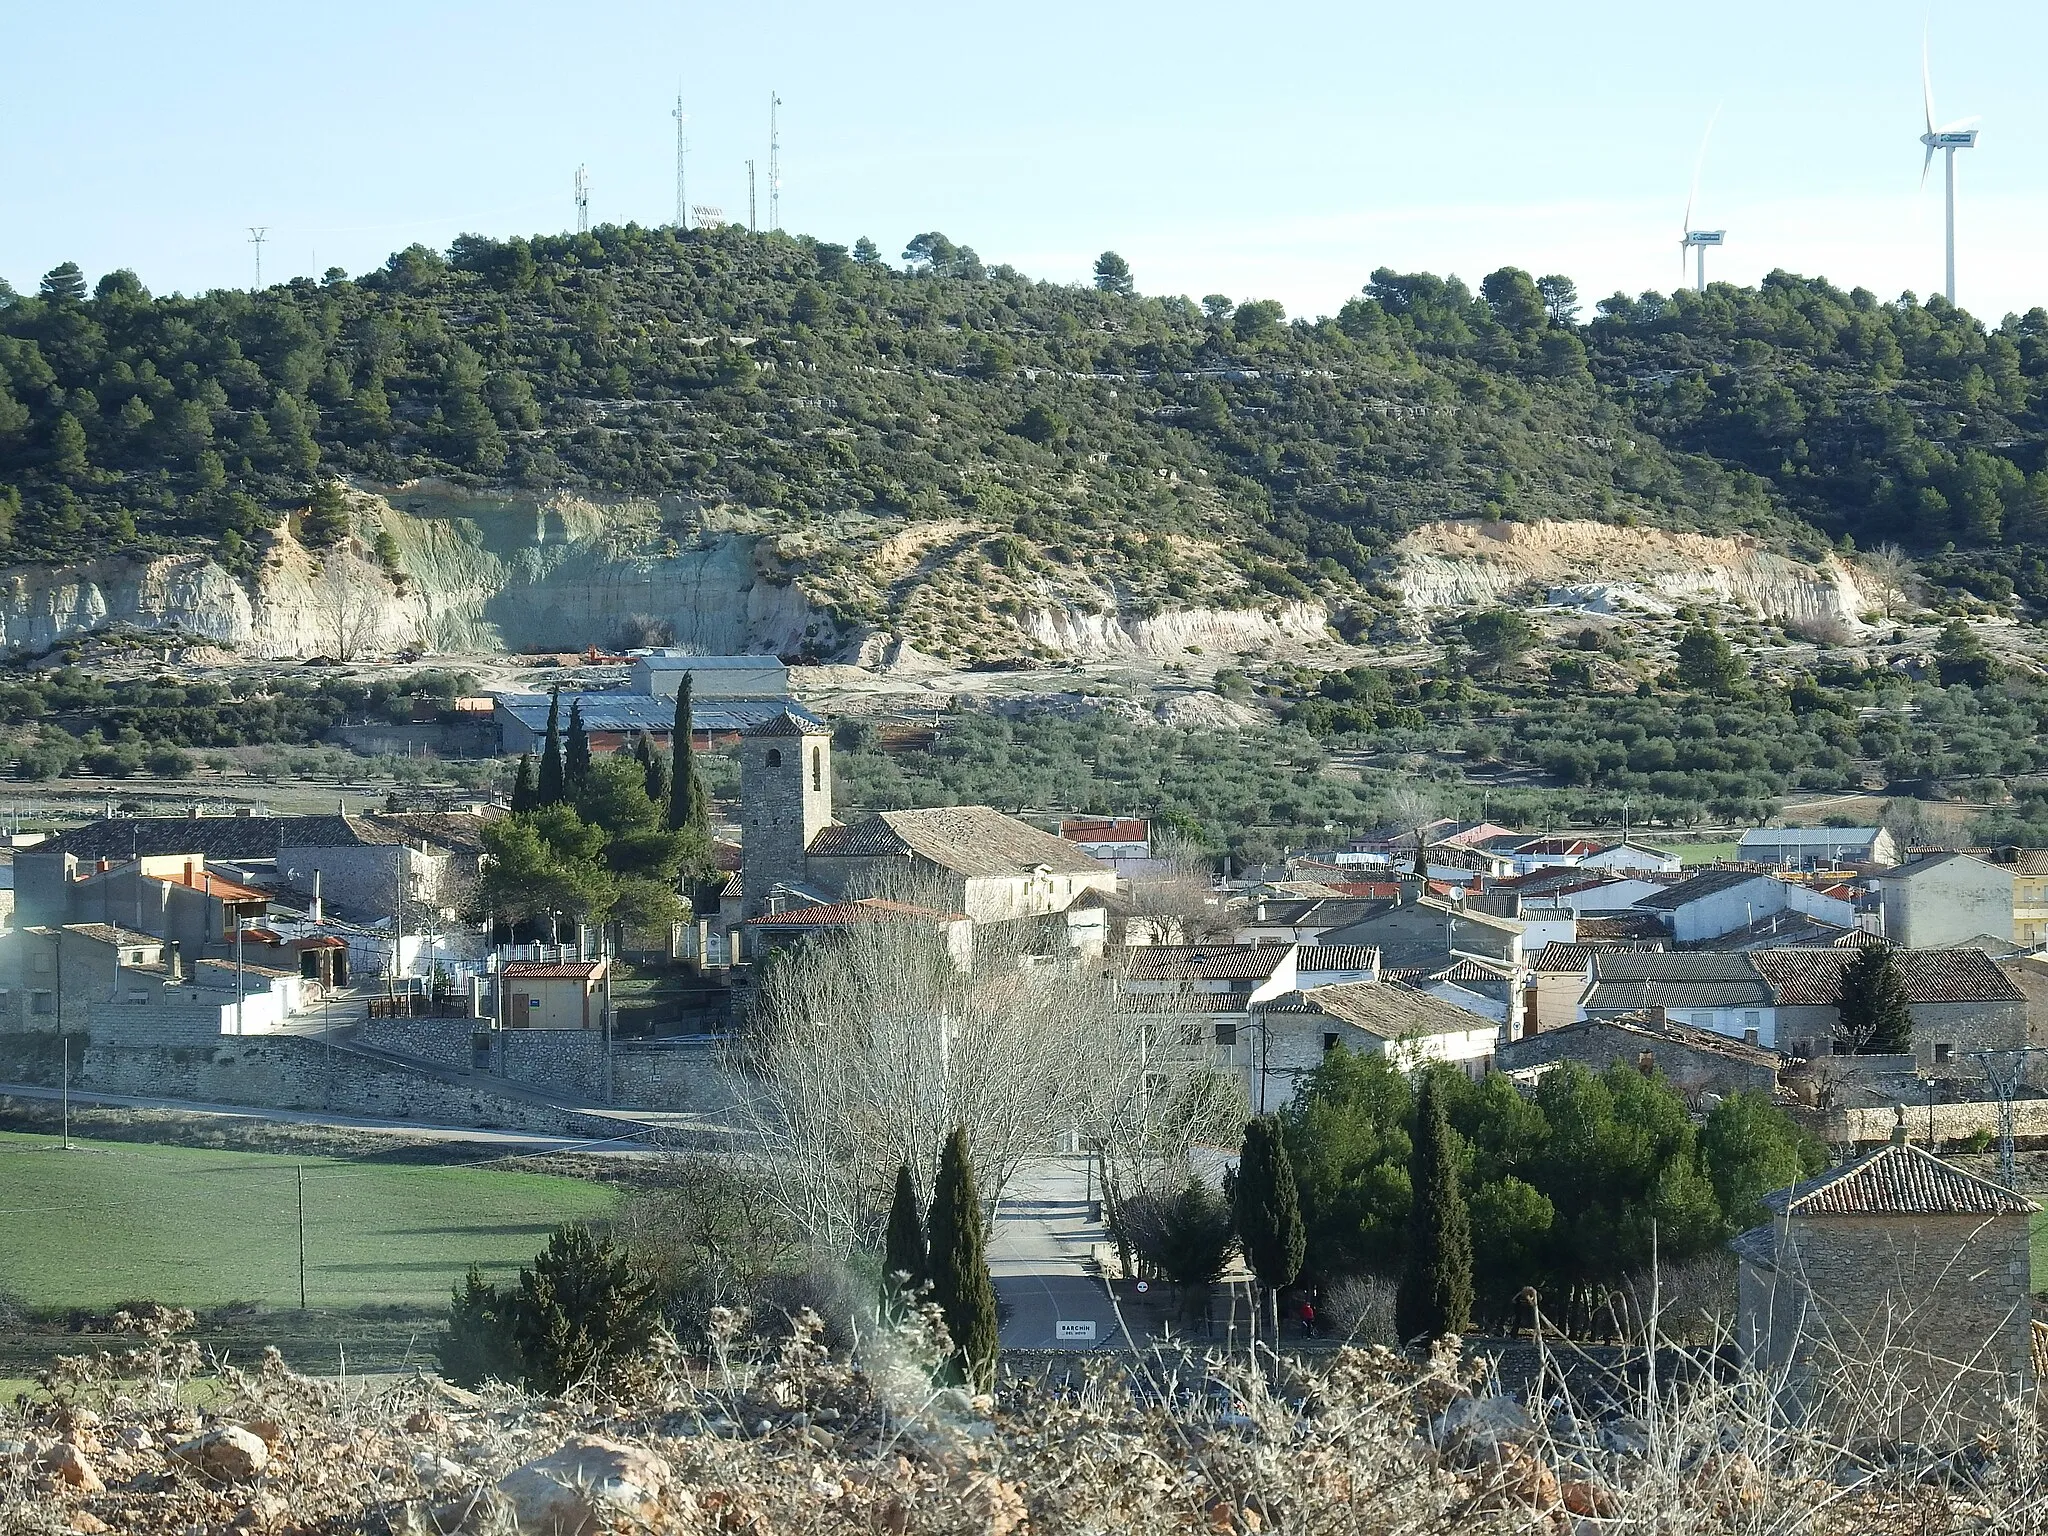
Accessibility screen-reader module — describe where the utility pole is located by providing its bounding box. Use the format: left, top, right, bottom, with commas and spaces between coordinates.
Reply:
745, 160, 757, 233
673, 90, 689, 230
61, 1037, 70, 1151
248, 227, 268, 289
574, 165, 590, 234
768, 92, 781, 232
296, 1162, 308, 1310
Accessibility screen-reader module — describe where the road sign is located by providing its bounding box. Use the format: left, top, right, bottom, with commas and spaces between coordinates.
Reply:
1135, 1280, 1150, 1294
1055, 1320, 1097, 1342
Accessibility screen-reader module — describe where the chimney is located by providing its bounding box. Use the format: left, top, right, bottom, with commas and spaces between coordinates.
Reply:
1890, 1104, 1909, 1148
1744, 1027, 1760, 1046
167, 941, 183, 984
184, 861, 195, 885
1647, 1004, 1667, 1026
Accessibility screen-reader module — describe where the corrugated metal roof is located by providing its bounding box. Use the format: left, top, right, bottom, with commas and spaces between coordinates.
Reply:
1766, 1142, 2037, 1218
1739, 826, 1885, 848
503, 960, 604, 979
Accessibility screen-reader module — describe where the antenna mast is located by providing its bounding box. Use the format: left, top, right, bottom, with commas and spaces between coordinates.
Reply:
575, 164, 590, 234
672, 89, 690, 230
769, 92, 782, 231
248, 227, 268, 289
746, 159, 757, 233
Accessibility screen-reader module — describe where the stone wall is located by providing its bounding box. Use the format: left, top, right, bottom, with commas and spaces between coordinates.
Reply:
1774, 1000, 2026, 1076
353, 1018, 737, 1111
1498, 1022, 1778, 1098
610, 1041, 744, 1116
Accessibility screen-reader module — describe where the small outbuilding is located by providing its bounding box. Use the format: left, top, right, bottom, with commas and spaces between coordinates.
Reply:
501, 958, 609, 1031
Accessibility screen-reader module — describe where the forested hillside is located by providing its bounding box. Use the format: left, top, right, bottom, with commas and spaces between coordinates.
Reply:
1, 224, 2045, 616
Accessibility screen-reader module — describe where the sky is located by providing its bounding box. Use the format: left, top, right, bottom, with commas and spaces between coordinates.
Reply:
3, 0, 2045, 323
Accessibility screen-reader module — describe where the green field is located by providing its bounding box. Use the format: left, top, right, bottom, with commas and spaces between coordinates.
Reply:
1674, 842, 1741, 866
0, 1132, 620, 1311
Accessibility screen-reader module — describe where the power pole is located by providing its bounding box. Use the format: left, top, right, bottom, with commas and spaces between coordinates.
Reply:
768, 92, 781, 232
746, 160, 757, 233
672, 89, 690, 230
61, 1036, 70, 1151
248, 227, 268, 289
296, 1162, 308, 1310
574, 165, 590, 234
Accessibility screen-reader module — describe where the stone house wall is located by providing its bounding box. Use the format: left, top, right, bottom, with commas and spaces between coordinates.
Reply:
1498, 1022, 1778, 1097
1775, 999, 2026, 1075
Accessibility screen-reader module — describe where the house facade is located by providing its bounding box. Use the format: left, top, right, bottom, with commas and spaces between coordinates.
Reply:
501, 958, 608, 1031
1498, 1007, 1780, 1098
1736, 826, 1898, 869
1871, 853, 2014, 949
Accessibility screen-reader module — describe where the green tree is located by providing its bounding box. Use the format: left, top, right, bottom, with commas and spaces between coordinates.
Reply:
1480, 267, 1548, 338
636, 732, 672, 810
503, 1224, 661, 1395
1395, 1072, 1474, 1342
1836, 944, 1915, 1055
1461, 608, 1537, 674
509, 752, 538, 813
49, 413, 87, 479
1674, 623, 1741, 694
1281, 1048, 1412, 1281
39, 263, 87, 304
300, 478, 350, 547
1233, 1115, 1305, 1344
537, 689, 565, 806
1934, 620, 2002, 687
565, 698, 591, 788
1537, 274, 1581, 325
882, 1161, 928, 1318
926, 1128, 999, 1391
1697, 1090, 1826, 1231
1126, 1180, 1236, 1328
668, 676, 710, 835
1093, 251, 1134, 297
437, 1265, 519, 1386
474, 806, 616, 935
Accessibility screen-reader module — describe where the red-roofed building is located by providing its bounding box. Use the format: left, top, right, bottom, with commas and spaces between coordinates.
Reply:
502, 957, 609, 1031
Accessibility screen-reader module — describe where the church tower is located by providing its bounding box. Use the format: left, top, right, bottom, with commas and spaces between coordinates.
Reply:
738, 709, 833, 917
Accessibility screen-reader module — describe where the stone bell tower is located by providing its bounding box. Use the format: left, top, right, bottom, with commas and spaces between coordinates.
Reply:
738, 708, 832, 917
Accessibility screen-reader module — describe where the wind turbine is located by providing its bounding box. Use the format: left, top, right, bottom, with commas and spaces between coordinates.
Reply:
1679, 108, 1725, 293
1920, 35, 1979, 305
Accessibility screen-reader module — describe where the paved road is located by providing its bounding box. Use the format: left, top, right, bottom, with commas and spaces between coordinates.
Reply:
989, 1156, 1124, 1350
0, 1081, 655, 1153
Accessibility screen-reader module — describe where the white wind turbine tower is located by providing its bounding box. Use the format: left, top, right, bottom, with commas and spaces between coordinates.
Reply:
1679, 109, 1725, 292
1920, 35, 1979, 305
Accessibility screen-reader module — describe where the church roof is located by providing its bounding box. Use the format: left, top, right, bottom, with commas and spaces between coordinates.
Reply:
1764, 1140, 2038, 1218
806, 806, 1110, 879
743, 707, 831, 738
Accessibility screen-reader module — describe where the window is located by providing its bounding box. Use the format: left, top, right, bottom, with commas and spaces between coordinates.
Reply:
1690, 1011, 1712, 1029
1213, 1019, 1236, 1046
1935, 1042, 1953, 1065
811, 746, 822, 791
30, 991, 53, 1016
32, 952, 49, 974
1323, 1032, 1340, 1053
1637, 1050, 1656, 1073
1742, 1011, 1761, 1029
765, 748, 782, 768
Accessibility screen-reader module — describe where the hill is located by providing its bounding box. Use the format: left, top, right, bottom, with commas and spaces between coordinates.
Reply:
0, 228, 2044, 660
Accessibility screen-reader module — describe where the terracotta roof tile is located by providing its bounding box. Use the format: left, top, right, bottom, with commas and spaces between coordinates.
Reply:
503, 960, 605, 979
1748, 947, 2025, 1005
807, 807, 1110, 879
743, 897, 968, 927
1766, 1142, 2038, 1217
1124, 946, 1291, 982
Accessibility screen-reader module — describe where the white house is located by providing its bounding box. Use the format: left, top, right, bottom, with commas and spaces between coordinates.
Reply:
1637, 869, 1856, 945
1581, 951, 1779, 1048
1581, 841, 1683, 875
1872, 853, 2014, 949
1237, 984, 1499, 1112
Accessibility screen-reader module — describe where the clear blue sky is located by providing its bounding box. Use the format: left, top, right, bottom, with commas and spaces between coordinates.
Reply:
4, 0, 2044, 321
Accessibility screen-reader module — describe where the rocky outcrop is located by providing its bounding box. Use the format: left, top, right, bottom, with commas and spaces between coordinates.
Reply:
1390, 519, 1869, 629
1019, 600, 1331, 659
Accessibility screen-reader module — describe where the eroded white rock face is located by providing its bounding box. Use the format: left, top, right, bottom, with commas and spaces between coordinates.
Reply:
1390, 518, 1869, 630
1019, 600, 1331, 659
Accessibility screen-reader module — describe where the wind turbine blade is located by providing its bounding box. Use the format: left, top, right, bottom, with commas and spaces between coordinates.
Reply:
1920, 143, 1935, 190
1922, 30, 1936, 136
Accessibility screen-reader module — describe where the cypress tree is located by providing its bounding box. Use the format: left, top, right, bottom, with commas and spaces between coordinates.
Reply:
536, 689, 565, 807
668, 675, 709, 835
643, 742, 671, 811
1395, 1072, 1474, 1345
1839, 944, 1914, 1055
509, 752, 538, 813
1232, 1116, 1304, 1346
565, 699, 591, 788
882, 1161, 928, 1318
926, 1128, 999, 1391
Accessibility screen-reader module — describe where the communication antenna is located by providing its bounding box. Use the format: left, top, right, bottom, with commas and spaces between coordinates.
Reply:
746, 159, 757, 233
248, 227, 268, 289
672, 89, 690, 230
574, 164, 590, 234
1920, 31, 1980, 305
769, 92, 782, 231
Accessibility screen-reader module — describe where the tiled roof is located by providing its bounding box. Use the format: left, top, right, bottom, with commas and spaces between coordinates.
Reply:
807, 806, 1109, 879
1060, 817, 1149, 844
497, 693, 813, 735
1765, 1142, 2038, 1218
743, 707, 831, 738
1240, 897, 1394, 929
1576, 914, 1671, 942
1505, 1007, 1781, 1068
1124, 945, 1291, 982
1118, 992, 1253, 1014
1254, 982, 1493, 1041
1748, 947, 2025, 1005
1637, 867, 1774, 910
1586, 951, 1773, 1010
46, 815, 290, 862
504, 960, 604, 979
1532, 941, 1637, 971
1515, 837, 1605, 858
62, 922, 163, 949
1292, 945, 1381, 973
744, 897, 968, 928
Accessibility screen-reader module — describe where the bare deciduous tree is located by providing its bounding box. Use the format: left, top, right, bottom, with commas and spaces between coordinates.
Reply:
1861, 543, 1915, 624
316, 546, 391, 661
729, 902, 1235, 1256
1123, 832, 1232, 946
1384, 783, 1444, 878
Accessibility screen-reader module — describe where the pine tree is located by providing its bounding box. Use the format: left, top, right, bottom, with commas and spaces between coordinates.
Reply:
1232, 1116, 1304, 1345
1395, 1072, 1474, 1344
565, 699, 591, 788
509, 752, 538, 813
536, 689, 565, 807
668, 675, 709, 835
300, 478, 350, 547
882, 1161, 928, 1318
1838, 944, 1915, 1055
437, 1264, 518, 1387
926, 1128, 999, 1391
504, 1224, 660, 1395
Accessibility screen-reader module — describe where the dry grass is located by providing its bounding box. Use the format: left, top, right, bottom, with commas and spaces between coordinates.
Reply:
2, 1304, 2045, 1534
